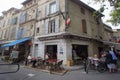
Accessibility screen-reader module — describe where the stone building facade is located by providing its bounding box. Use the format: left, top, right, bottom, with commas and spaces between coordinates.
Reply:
0, 0, 117, 65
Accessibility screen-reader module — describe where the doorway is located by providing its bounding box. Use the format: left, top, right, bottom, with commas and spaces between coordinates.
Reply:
45, 45, 57, 59
34, 44, 38, 58
72, 44, 88, 65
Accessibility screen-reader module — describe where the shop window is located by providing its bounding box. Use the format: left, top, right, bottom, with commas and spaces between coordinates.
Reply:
82, 19, 87, 33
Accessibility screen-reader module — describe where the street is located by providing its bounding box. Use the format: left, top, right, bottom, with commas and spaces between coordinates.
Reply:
0, 65, 120, 80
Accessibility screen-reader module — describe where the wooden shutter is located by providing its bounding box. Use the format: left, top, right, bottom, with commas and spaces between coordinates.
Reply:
82, 19, 87, 33
55, 16, 60, 33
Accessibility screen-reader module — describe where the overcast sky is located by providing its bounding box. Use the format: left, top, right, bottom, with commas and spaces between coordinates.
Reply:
0, 0, 119, 29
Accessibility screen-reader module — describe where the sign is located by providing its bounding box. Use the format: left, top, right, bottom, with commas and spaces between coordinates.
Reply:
60, 47, 63, 54
66, 18, 71, 26
10, 51, 19, 58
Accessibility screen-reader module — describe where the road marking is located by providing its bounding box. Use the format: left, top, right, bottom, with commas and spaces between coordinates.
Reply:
27, 73, 35, 77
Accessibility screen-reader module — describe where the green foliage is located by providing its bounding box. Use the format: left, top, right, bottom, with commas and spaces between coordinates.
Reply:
93, 0, 120, 26
107, 6, 120, 26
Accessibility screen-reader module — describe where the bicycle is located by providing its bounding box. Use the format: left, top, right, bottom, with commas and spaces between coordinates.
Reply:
85, 57, 107, 73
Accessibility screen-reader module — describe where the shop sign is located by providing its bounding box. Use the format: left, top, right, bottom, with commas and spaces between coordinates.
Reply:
10, 51, 19, 58
60, 47, 63, 54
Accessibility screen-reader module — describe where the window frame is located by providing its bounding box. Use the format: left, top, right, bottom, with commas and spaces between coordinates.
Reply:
48, 19, 55, 33
50, 2, 57, 14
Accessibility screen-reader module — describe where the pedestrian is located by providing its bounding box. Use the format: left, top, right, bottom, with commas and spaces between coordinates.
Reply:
27, 54, 32, 65
109, 50, 117, 72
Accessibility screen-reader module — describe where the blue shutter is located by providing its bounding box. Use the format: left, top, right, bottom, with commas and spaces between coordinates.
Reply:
56, 0, 60, 11
25, 12, 28, 21
22, 27, 26, 38
19, 13, 24, 23
17, 27, 21, 39
45, 20, 48, 34
23, 12, 26, 22
55, 16, 60, 33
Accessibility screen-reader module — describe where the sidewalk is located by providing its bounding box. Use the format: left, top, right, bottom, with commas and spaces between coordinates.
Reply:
63, 65, 84, 71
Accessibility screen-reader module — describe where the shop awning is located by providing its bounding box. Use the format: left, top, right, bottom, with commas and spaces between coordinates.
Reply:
1, 38, 31, 48
101, 40, 118, 46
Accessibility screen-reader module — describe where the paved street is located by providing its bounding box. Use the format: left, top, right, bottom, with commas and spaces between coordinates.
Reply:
0, 64, 120, 80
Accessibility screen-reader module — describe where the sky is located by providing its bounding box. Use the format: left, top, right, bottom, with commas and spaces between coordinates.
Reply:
0, 0, 119, 29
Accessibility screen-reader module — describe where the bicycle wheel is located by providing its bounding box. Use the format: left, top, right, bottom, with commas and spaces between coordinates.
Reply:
97, 63, 106, 73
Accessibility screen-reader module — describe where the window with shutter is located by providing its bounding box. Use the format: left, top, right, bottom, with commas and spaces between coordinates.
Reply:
82, 19, 87, 33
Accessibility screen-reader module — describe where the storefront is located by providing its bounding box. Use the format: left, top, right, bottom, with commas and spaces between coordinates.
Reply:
1, 38, 31, 62
34, 34, 93, 65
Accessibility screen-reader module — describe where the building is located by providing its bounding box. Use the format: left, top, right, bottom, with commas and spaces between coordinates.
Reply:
34, 0, 104, 65
0, 0, 117, 66
0, 8, 21, 56
113, 29, 120, 50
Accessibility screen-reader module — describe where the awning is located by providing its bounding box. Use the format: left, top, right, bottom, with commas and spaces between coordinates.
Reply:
101, 40, 118, 46
1, 38, 31, 48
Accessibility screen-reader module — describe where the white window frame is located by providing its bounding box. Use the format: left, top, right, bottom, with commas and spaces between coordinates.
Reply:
50, 2, 56, 14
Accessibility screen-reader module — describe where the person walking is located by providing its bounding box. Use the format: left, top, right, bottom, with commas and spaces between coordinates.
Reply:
109, 50, 117, 72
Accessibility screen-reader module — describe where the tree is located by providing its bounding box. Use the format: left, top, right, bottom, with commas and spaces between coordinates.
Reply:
92, 0, 120, 26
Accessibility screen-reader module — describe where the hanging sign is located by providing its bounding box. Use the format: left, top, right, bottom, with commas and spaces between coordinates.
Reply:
66, 18, 71, 26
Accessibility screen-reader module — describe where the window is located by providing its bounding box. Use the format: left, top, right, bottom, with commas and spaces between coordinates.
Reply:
36, 27, 39, 33
50, 2, 56, 14
11, 17, 17, 25
49, 19, 55, 33
81, 7, 85, 14
82, 19, 87, 33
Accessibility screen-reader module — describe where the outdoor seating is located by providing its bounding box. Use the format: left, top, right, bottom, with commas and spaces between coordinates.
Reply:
54, 60, 63, 70
37, 59, 45, 68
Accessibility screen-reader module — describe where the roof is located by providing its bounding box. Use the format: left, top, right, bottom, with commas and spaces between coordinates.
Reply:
104, 23, 113, 32
71, 0, 104, 17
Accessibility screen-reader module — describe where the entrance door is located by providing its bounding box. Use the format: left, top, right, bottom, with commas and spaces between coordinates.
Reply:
45, 45, 57, 59
72, 44, 88, 65
34, 44, 38, 58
